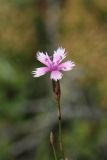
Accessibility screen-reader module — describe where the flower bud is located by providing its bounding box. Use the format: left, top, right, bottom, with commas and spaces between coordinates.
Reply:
50, 131, 54, 145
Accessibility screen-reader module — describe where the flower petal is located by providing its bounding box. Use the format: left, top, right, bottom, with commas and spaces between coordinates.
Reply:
53, 47, 66, 65
37, 52, 52, 67
50, 71, 63, 81
58, 61, 75, 71
32, 67, 49, 77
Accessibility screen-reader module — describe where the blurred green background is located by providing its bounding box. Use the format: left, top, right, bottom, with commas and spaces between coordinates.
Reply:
0, 0, 107, 159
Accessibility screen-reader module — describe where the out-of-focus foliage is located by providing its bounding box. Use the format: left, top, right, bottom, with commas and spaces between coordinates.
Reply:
0, 0, 107, 160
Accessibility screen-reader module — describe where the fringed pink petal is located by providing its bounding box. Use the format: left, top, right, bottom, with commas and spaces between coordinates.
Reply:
50, 71, 63, 81
37, 52, 52, 67
32, 67, 49, 77
58, 61, 75, 71
53, 47, 66, 65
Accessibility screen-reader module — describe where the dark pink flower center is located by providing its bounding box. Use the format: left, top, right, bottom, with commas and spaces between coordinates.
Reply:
50, 63, 58, 71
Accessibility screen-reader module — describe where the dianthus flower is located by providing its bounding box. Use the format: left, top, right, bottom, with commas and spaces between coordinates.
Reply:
32, 47, 75, 81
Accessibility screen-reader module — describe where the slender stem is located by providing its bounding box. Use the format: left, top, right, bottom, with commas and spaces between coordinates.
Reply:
52, 80, 66, 160
50, 132, 58, 160
51, 143, 58, 160
57, 99, 65, 160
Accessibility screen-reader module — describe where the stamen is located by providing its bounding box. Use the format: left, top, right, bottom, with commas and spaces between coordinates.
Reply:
60, 56, 62, 59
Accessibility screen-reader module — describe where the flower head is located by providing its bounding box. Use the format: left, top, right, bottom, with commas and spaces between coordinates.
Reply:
32, 47, 75, 81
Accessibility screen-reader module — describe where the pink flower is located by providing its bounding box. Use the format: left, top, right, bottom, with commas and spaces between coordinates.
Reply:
32, 47, 75, 81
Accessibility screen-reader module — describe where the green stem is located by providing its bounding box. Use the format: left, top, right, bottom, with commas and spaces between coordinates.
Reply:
52, 80, 66, 160
51, 143, 58, 160
57, 99, 65, 160
50, 131, 58, 160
